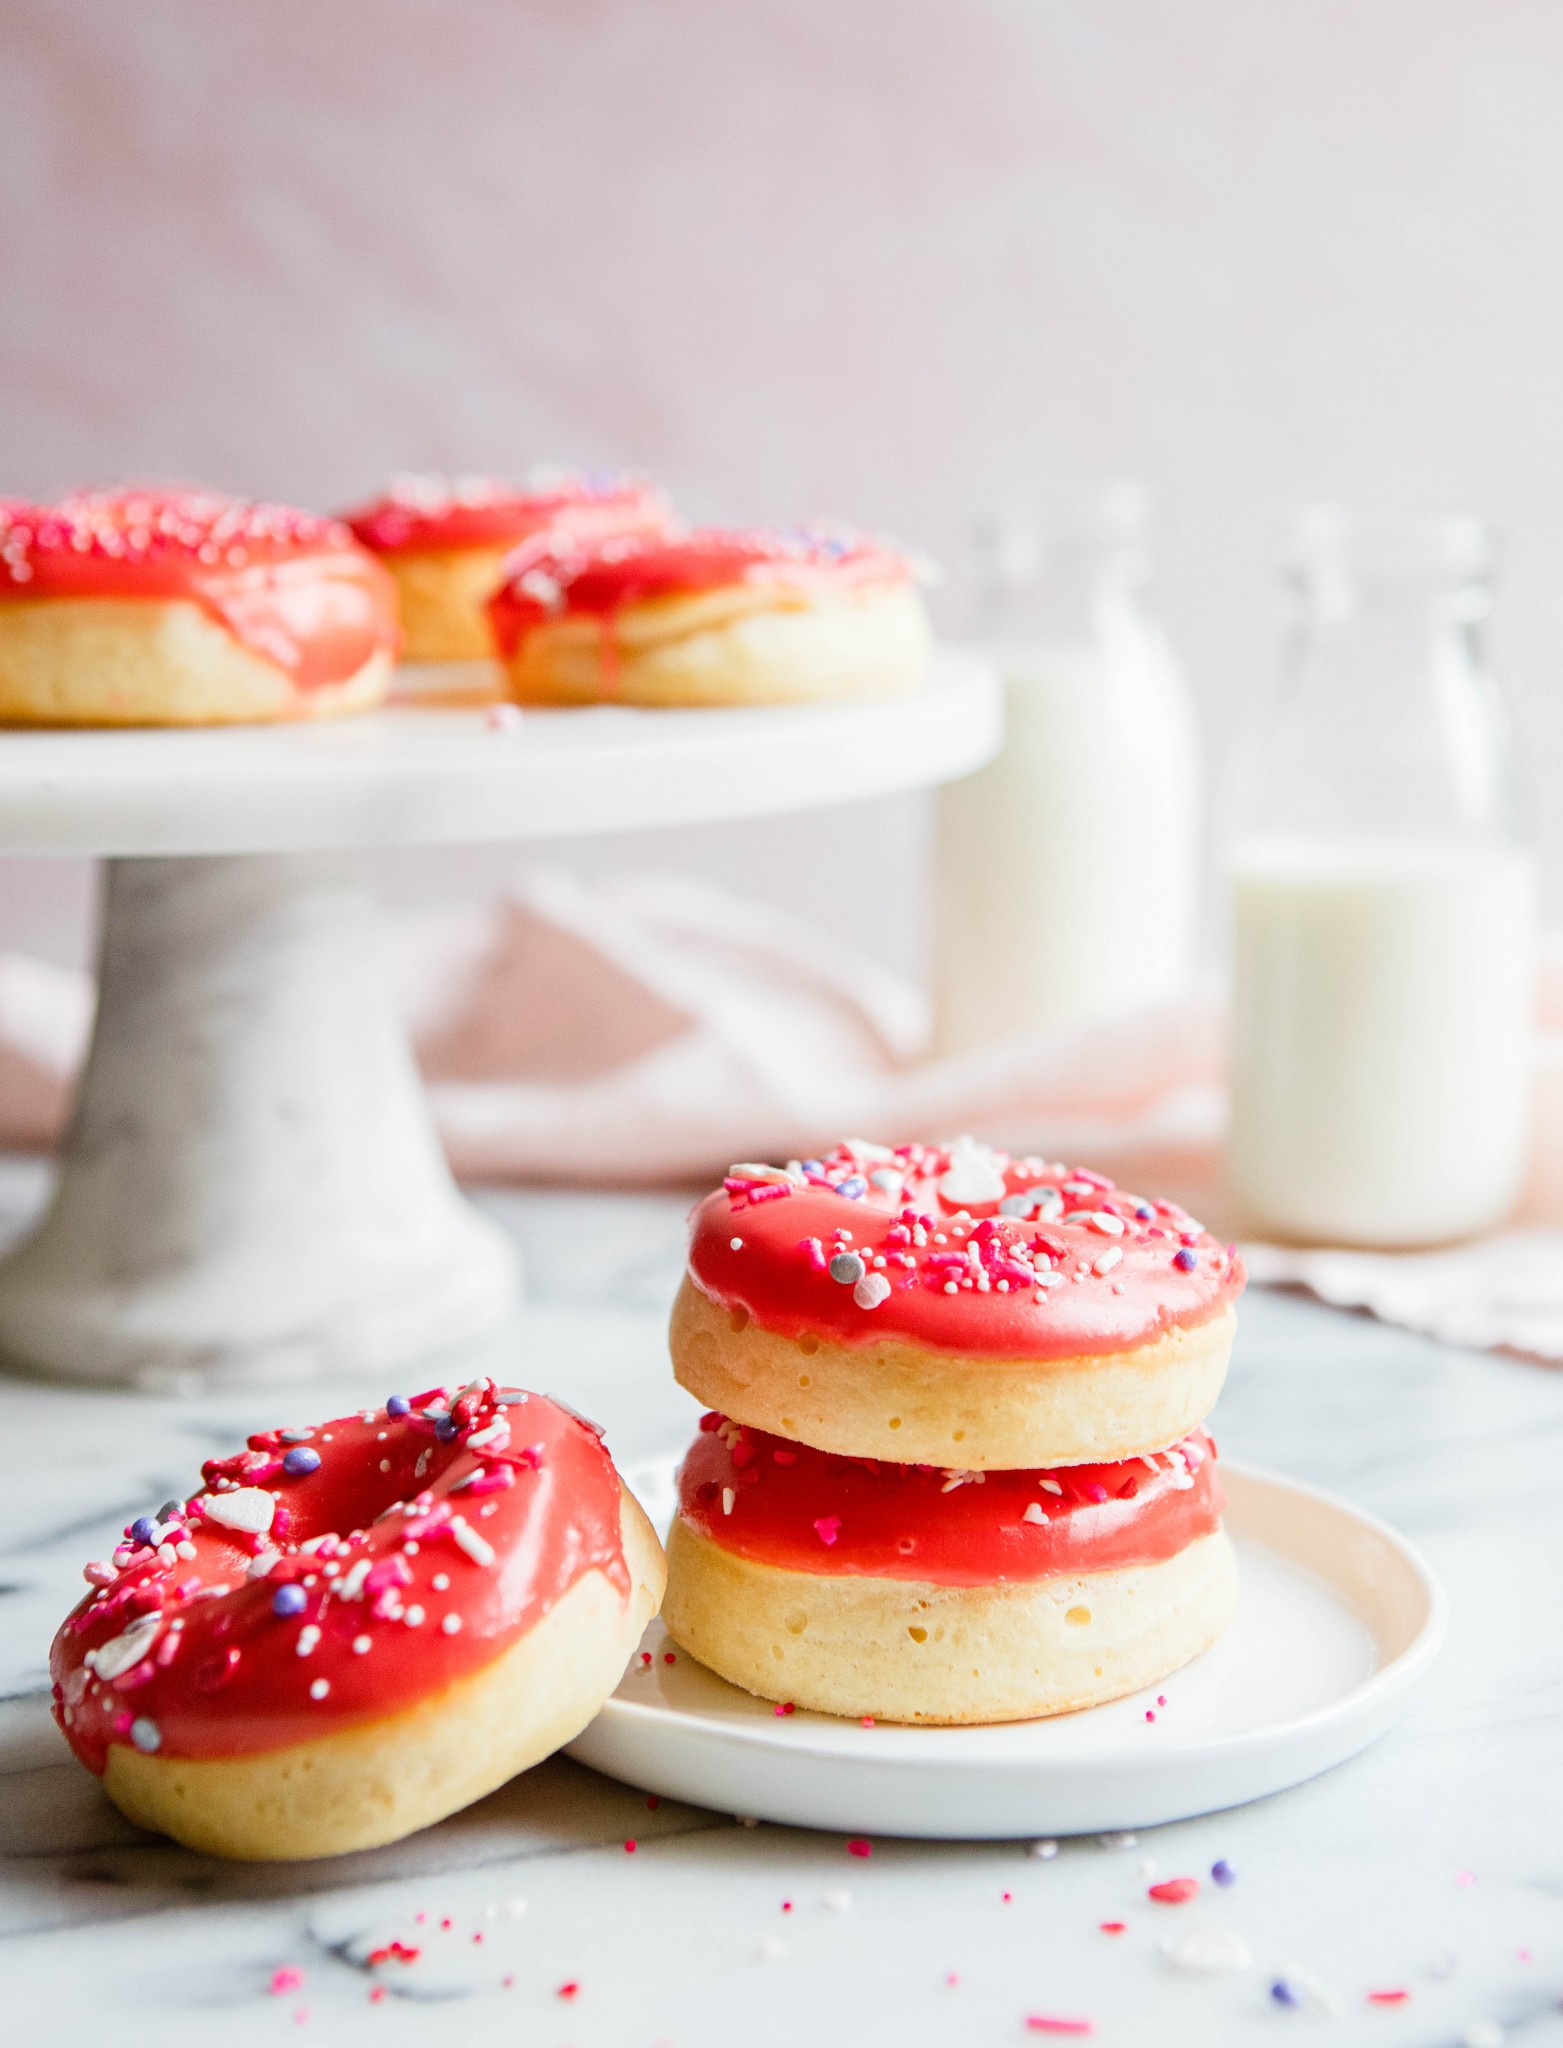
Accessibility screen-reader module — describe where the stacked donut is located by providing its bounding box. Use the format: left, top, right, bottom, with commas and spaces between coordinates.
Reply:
51, 1377, 663, 1859
663, 1137, 1243, 1725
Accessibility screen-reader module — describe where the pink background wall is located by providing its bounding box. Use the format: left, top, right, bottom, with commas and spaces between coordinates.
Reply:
4, 1, 1563, 972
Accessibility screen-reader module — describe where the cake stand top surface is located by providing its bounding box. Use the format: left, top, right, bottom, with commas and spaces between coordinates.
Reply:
0, 649, 1000, 857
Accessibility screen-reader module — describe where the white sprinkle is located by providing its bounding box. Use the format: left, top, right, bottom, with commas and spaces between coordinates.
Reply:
201, 1487, 275, 1535
1040, 1478, 1063, 1495
451, 1516, 496, 1567
432, 1573, 450, 1592
129, 1715, 161, 1753
1022, 1503, 1046, 1524
379, 1459, 391, 1473
731, 1237, 744, 1250
943, 1280, 959, 1294
352, 1634, 372, 1654
296, 1624, 321, 1657
853, 1272, 891, 1310
938, 1135, 1007, 1206
89, 1614, 162, 1681
1160, 1923, 1253, 1973
1088, 1210, 1125, 1236
247, 1550, 281, 1579
1028, 1839, 1059, 1860
441, 1613, 462, 1635
403, 1604, 425, 1627
338, 1558, 371, 1601
1101, 1830, 1138, 1850
722, 1487, 736, 1516
1093, 1247, 1123, 1276
309, 1677, 330, 1701
465, 1419, 510, 1452
175, 1540, 196, 1560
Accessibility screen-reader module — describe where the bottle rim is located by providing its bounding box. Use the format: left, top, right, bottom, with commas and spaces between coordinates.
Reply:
1282, 505, 1497, 580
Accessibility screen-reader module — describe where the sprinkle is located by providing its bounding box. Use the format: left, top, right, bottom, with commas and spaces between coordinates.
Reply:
1088, 1211, 1125, 1236
269, 1967, 305, 1995
441, 1614, 462, 1635
1024, 2017, 1093, 2036
846, 1838, 872, 1858
1210, 1858, 1236, 1886
828, 1251, 866, 1285
1367, 1989, 1410, 2005
272, 1584, 308, 1618
386, 1395, 410, 1416
90, 1614, 163, 1681
1022, 1503, 1046, 1524
353, 1634, 372, 1654
283, 1447, 322, 1476
1147, 1877, 1199, 1904
129, 1716, 161, 1753
1092, 1248, 1123, 1276
403, 1604, 425, 1627
309, 1678, 330, 1700
722, 1487, 735, 1516
1174, 1248, 1198, 1272
295, 1624, 322, 1657
1270, 1980, 1302, 2007
1100, 1831, 1137, 1850
201, 1487, 276, 1535
129, 1516, 159, 1547
450, 1516, 496, 1567
1161, 1924, 1253, 1973
557, 1982, 579, 2001
730, 1236, 744, 1250
664, 1651, 676, 1664
1100, 1920, 1126, 1935
860, 1716, 875, 1727
624, 1838, 637, 1853
1029, 1839, 1059, 1860
814, 1516, 842, 1546
853, 1272, 891, 1310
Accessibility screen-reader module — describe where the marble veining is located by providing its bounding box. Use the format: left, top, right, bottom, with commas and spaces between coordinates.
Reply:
0, 1178, 1560, 2044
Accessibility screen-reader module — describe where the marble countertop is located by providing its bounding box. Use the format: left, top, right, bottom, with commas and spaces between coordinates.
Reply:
1, 1162, 1560, 2046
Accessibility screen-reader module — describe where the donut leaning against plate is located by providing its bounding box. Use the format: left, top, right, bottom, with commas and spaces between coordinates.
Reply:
664, 1414, 1235, 1724
50, 1379, 664, 1860
0, 486, 398, 724
488, 525, 932, 706
670, 1138, 1244, 1469
339, 470, 670, 663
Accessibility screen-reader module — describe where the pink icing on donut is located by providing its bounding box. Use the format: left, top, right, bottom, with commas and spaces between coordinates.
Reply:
488, 526, 914, 659
686, 1141, 1244, 1360
339, 471, 669, 556
50, 1382, 629, 1772
0, 487, 396, 692
678, 1416, 1223, 1584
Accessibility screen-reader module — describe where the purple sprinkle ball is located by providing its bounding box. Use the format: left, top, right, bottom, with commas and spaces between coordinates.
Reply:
271, 1583, 308, 1618
1270, 1980, 1301, 2008
1211, 1859, 1236, 1886
1173, 1248, 1198, 1272
386, 1395, 411, 1417
282, 1446, 322, 1476
129, 1516, 158, 1548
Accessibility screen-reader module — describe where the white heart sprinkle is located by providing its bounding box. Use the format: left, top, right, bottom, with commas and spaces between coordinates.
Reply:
201, 1487, 275, 1535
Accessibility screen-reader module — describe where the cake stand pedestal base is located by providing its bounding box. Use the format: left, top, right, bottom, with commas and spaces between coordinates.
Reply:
0, 852, 518, 1390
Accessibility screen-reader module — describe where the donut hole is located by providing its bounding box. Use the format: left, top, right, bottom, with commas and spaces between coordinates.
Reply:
796, 1333, 820, 1356
783, 1610, 809, 1636
729, 1306, 750, 1334
907, 1625, 928, 1644
1065, 1606, 1092, 1628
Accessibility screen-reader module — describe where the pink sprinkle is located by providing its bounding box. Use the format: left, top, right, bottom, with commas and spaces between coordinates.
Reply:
663, 1651, 676, 1665
1025, 2017, 1093, 2036
860, 1716, 875, 1728
781, 1900, 793, 1913
1156, 1695, 1166, 1706
1455, 1869, 1476, 1886
1367, 1989, 1410, 2005
1145, 1710, 1155, 1722
269, 1967, 305, 1995
773, 1701, 796, 1716
640, 1651, 652, 1667
558, 1980, 580, 2000
814, 1516, 842, 1546
1001, 1890, 1013, 1903
624, 1838, 637, 1853
846, 1838, 872, 1858
799, 1237, 828, 1270
1147, 1877, 1199, 1904
946, 1972, 960, 1987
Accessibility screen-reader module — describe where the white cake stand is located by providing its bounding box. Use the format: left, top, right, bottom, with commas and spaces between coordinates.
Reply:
0, 652, 1000, 1391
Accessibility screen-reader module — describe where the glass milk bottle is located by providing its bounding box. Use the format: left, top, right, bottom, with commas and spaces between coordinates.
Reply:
1229, 509, 1535, 1246
933, 485, 1201, 1051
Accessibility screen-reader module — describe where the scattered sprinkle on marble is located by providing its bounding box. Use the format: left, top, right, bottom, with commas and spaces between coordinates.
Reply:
1029, 1839, 1060, 1860
846, 1837, 872, 1858
1211, 1858, 1237, 1886
1147, 1877, 1199, 1905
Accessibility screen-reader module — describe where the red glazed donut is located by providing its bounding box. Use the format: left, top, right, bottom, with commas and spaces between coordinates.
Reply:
339, 471, 670, 664
489, 525, 932, 705
0, 486, 398, 724
50, 1379, 664, 1860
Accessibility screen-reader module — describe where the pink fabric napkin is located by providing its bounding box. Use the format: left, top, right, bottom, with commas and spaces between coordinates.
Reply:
2, 867, 1560, 1358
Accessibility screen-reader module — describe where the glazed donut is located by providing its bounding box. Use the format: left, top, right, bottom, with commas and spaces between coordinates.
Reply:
0, 488, 397, 725
488, 526, 932, 707
340, 471, 669, 665
50, 1380, 664, 1861
663, 1417, 1236, 1723
671, 1139, 1243, 1469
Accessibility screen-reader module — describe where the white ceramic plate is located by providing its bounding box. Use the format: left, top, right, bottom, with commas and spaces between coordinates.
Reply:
567, 1461, 1446, 1839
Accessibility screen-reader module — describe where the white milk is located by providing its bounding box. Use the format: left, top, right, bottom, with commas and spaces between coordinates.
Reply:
933, 634, 1200, 1050
1230, 837, 1535, 1246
